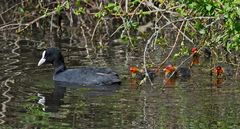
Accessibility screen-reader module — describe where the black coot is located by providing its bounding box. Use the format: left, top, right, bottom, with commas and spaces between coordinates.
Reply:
38, 48, 121, 86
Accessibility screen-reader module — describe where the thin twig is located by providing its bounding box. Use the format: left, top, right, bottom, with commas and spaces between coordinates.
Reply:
162, 15, 193, 43
91, 19, 101, 42
50, 13, 54, 33
0, 2, 22, 15
81, 26, 90, 58
157, 21, 186, 70
142, 32, 156, 86
156, 16, 216, 31
164, 21, 185, 79
110, 24, 124, 37
0, 1, 67, 33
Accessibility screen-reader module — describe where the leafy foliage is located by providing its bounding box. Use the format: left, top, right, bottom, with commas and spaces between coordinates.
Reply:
0, 0, 239, 54
179, 0, 240, 51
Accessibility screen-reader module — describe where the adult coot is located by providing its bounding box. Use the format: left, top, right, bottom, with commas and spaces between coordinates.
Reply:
38, 48, 121, 86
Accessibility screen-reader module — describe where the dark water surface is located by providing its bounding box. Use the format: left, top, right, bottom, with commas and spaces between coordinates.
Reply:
0, 34, 240, 129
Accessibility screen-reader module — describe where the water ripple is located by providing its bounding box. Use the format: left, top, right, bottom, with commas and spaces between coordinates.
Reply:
0, 37, 21, 124
0, 78, 14, 124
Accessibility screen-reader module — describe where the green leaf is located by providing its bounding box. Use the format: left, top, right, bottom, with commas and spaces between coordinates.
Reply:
95, 11, 106, 18
75, 0, 81, 7
173, 53, 180, 60
206, 4, 212, 11
73, 7, 85, 15
199, 29, 205, 35
18, 7, 24, 14
189, 2, 197, 9
233, 0, 240, 4
65, 1, 70, 10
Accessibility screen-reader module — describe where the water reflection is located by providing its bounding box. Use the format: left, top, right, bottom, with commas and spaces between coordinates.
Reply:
163, 78, 176, 87
38, 85, 66, 112
212, 78, 225, 88
0, 37, 21, 124
38, 82, 120, 113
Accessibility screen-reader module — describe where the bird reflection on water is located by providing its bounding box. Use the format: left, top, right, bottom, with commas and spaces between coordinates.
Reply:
38, 83, 120, 112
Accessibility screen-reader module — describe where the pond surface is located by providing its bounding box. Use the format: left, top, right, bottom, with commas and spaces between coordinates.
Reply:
0, 33, 240, 129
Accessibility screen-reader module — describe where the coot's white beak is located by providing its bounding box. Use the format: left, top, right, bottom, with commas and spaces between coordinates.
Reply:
38, 50, 46, 66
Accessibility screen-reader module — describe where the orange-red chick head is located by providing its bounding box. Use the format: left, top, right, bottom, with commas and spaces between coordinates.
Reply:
191, 47, 198, 54
163, 64, 176, 75
130, 66, 139, 73
213, 66, 224, 77
130, 66, 140, 78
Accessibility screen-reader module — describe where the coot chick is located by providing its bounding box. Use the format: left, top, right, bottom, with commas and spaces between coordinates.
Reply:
163, 64, 191, 79
191, 47, 212, 65
191, 47, 211, 59
129, 66, 155, 80
191, 47, 200, 66
212, 65, 233, 78
38, 48, 121, 86
191, 47, 199, 57
212, 66, 224, 77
